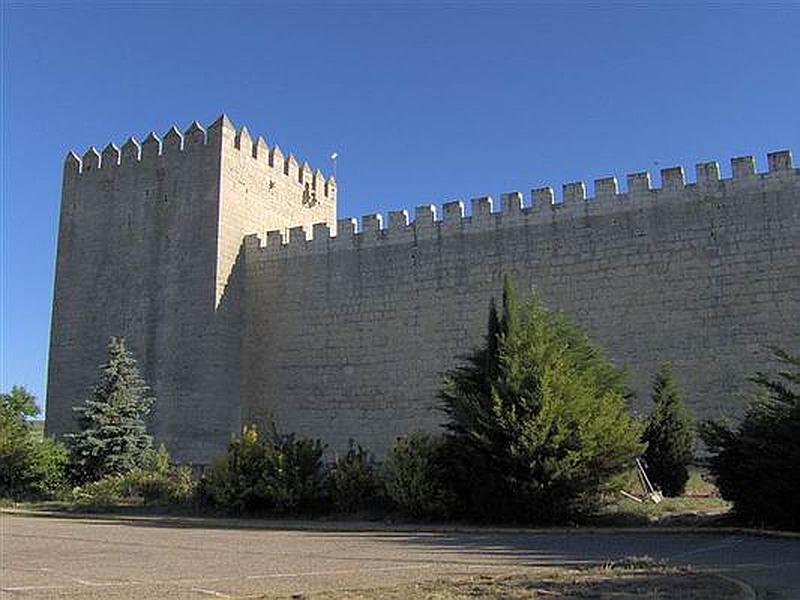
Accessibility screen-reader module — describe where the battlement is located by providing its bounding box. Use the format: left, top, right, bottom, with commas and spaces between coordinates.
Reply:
64, 119, 219, 175
62, 115, 336, 198
228, 120, 337, 200
248, 149, 797, 257
49, 110, 800, 464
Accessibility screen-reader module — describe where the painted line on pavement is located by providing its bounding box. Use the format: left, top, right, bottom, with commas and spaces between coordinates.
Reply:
668, 536, 743, 560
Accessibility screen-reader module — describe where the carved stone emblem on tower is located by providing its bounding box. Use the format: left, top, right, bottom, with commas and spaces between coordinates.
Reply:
302, 183, 318, 207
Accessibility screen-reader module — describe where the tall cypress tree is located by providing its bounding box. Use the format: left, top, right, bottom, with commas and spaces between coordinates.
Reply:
67, 337, 155, 483
440, 276, 643, 523
642, 362, 694, 496
499, 273, 517, 340
485, 298, 501, 385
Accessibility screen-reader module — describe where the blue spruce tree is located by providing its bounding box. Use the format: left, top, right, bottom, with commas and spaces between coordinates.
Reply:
68, 337, 155, 483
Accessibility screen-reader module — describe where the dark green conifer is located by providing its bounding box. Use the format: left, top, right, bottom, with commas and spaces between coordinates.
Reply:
440, 276, 643, 523
68, 337, 155, 483
485, 298, 501, 383
642, 362, 694, 496
702, 349, 800, 530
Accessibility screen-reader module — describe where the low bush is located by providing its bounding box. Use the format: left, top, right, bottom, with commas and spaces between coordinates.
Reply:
70, 445, 197, 509
203, 427, 265, 512
328, 440, 385, 513
140, 444, 171, 478
272, 433, 328, 513
127, 470, 175, 505
386, 432, 455, 519
124, 445, 198, 506
170, 465, 197, 505
203, 426, 327, 514
72, 475, 127, 507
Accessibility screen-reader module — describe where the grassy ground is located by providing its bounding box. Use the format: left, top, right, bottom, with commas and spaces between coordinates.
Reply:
593, 468, 731, 526
273, 559, 746, 599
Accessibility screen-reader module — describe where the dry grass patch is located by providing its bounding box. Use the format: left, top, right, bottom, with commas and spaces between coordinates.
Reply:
269, 558, 746, 599
596, 468, 732, 526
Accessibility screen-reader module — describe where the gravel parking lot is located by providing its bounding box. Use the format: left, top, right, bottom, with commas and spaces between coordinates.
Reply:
2, 512, 798, 598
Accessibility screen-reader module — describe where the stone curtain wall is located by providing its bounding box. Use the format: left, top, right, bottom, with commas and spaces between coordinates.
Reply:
243, 153, 799, 457
212, 117, 337, 461
46, 114, 797, 466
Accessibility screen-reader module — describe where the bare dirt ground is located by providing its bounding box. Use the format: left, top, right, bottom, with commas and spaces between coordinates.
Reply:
2, 511, 798, 599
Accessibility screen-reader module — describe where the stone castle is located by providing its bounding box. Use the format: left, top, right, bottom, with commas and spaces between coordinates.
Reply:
46, 115, 799, 464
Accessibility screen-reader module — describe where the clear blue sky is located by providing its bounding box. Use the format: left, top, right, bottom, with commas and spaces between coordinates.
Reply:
2, 1, 798, 412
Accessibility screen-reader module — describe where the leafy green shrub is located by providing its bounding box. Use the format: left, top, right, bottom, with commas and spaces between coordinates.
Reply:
71, 444, 196, 509
386, 432, 455, 518
1, 386, 68, 499
701, 349, 800, 530
122, 445, 198, 505
169, 465, 197, 505
72, 475, 126, 507
272, 433, 328, 513
126, 470, 174, 505
440, 275, 643, 523
204, 426, 266, 512
32, 437, 69, 495
140, 444, 171, 478
204, 426, 326, 514
642, 362, 694, 496
328, 440, 385, 513
67, 337, 155, 484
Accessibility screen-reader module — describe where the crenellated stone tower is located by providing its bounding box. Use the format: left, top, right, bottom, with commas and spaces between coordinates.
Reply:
47, 115, 799, 464
46, 115, 336, 463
